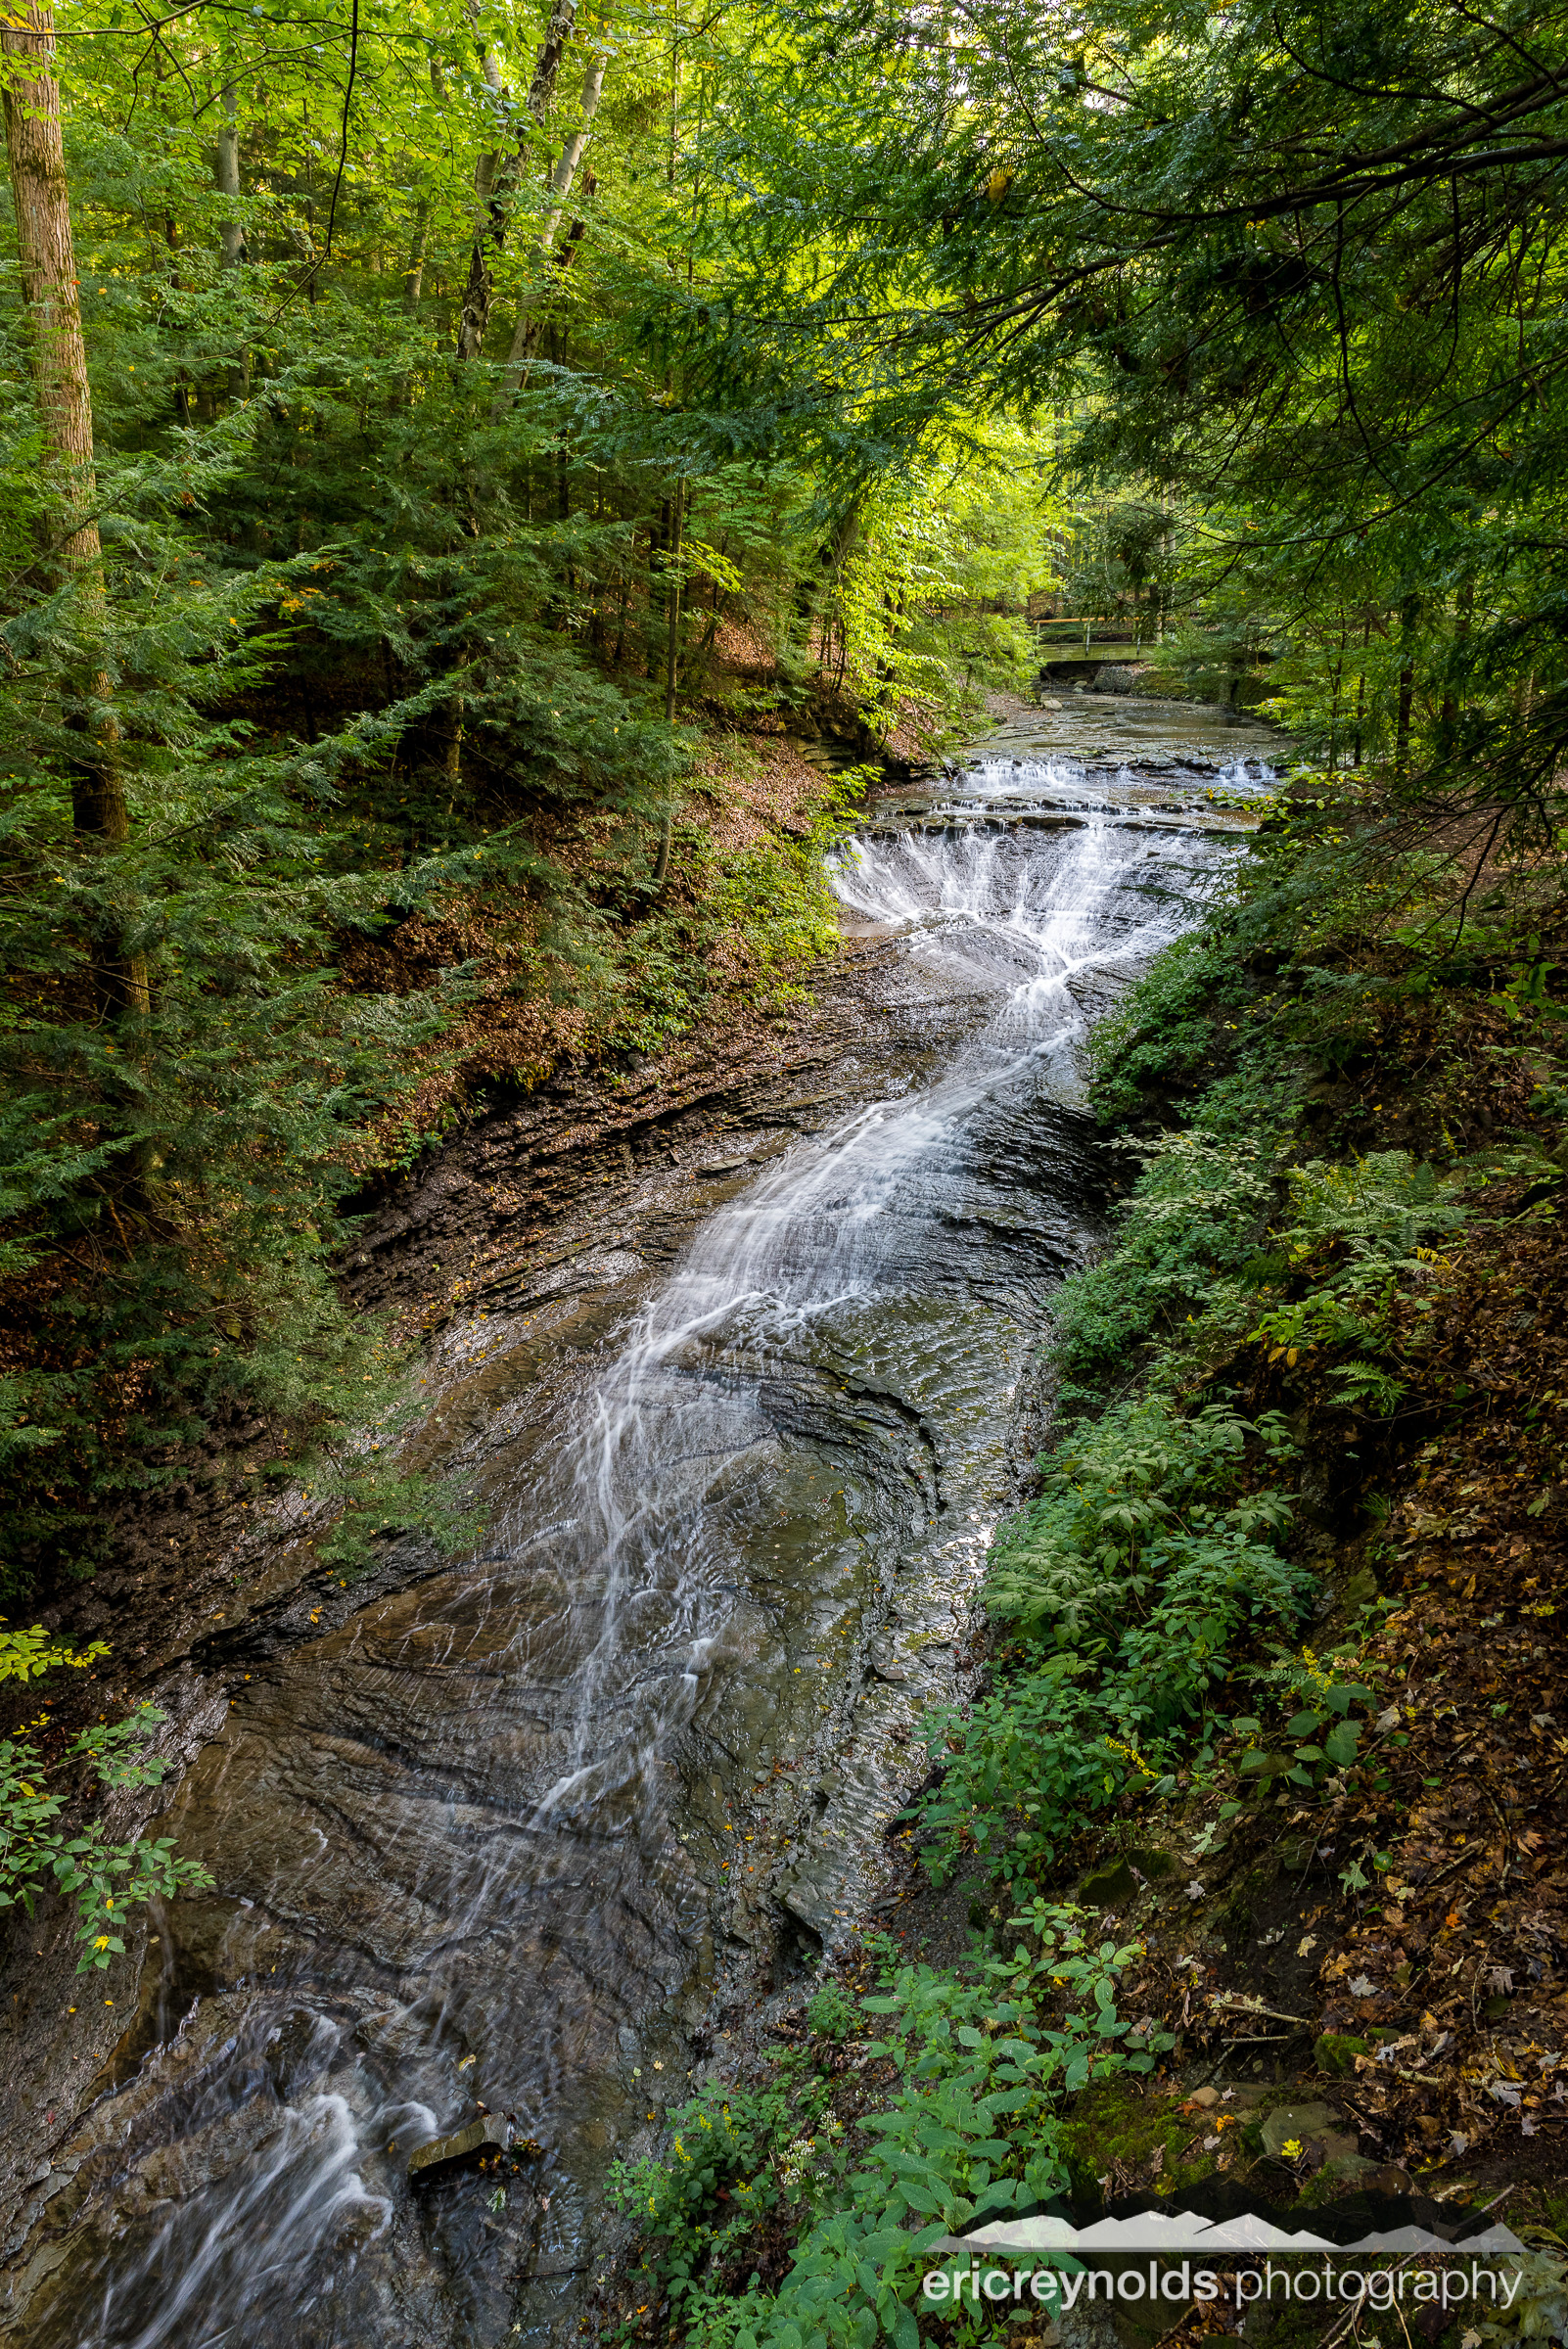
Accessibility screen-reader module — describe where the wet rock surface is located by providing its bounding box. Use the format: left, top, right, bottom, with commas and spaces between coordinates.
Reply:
0, 705, 1278, 2349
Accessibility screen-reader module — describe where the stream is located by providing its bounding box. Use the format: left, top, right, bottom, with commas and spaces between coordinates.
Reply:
9, 698, 1277, 2349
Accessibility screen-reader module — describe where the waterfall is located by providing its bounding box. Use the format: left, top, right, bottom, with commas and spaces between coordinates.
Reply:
25, 736, 1268, 2349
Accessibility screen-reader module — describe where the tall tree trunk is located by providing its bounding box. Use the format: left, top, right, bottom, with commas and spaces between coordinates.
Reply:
2, 0, 147, 1023
645, 499, 668, 677
164, 212, 193, 424
1353, 617, 1369, 764
215, 83, 245, 265
612, 560, 629, 666
1394, 593, 1420, 779
1440, 577, 1473, 753
402, 196, 430, 309
405, 49, 442, 318
490, 40, 609, 418
652, 482, 685, 888
456, 0, 576, 366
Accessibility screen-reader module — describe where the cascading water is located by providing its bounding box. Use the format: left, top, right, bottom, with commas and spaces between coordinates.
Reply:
526, 815, 1178, 1828
4, 708, 1273, 2349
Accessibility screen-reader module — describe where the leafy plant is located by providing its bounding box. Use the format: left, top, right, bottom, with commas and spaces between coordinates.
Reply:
1, 1690, 213, 1970
612, 1909, 1165, 2349
1051, 1129, 1284, 1392
0, 1621, 109, 1682
924, 1399, 1307, 1888
1220, 1638, 1407, 1816
1245, 1151, 1472, 1413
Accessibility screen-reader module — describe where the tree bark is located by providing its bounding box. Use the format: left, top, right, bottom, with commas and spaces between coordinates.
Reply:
214, 81, 249, 396
164, 212, 192, 424
455, 0, 576, 366
402, 197, 430, 308
652, 481, 685, 888
215, 82, 245, 265
490, 39, 608, 418
405, 48, 442, 314
1394, 593, 1420, 779
2, 0, 147, 1021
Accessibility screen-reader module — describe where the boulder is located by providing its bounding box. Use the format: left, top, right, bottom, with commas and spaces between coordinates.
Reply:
408, 2112, 513, 2183
1260, 2102, 1350, 2160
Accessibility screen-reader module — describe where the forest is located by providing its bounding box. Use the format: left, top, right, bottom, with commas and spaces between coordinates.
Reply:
2, 0, 1563, 1579
3, 0, 1568, 2340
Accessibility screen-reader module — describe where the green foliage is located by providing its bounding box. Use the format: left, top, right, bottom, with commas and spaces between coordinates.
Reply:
1085, 934, 1249, 1124
1245, 1151, 1470, 1414
1051, 1128, 1282, 1391
11, 0, 1092, 1572
610, 2078, 804, 2325
1210, 1623, 1414, 1829
1473, 2244, 1568, 2345
924, 1399, 1309, 1889
0, 1621, 108, 1682
827, 422, 1063, 743
1, 1661, 212, 1970
717, 0, 1568, 832
804, 1980, 858, 2042
611, 1909, 1165, 2349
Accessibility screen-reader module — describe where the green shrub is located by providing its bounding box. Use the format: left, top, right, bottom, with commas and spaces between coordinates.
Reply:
1, 1642, 213, 1970
613, 1910, 1168, 2349
1052, 1128, 1281, 1390
1086, 933, 1245, 1122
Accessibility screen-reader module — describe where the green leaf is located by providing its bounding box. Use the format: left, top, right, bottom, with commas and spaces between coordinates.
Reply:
1323, 1721, 1360, 1768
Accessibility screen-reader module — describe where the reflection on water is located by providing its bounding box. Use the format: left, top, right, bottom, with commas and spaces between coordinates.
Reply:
14, 716, 1272, 2348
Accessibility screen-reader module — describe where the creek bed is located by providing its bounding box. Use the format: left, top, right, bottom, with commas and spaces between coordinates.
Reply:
4, 699, 1278, 2349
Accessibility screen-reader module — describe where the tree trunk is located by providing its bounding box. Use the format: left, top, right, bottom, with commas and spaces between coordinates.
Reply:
490, 39, 609, 418
456, 0, 576, 366
644, 500, 667, 677
402, 198, 430, 309
2, 0, 147, 1022
215, 83, 245, 265
164, 212, 192, 424
663, 481, 684, 724
405, 52, 441, 318
1394, 594, 1419, 779
214, 80, 250, 397
1440, 578, 1473, 753
652, 483, 685, 888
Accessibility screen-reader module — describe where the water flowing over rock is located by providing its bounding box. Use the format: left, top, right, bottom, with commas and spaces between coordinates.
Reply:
4, 705, 1276, 2349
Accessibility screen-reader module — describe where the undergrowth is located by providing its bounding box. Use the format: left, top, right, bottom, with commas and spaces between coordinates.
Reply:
608, 1909, 1168, 2349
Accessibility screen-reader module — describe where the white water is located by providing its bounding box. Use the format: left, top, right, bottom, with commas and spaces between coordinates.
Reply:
938, 748, 1277, 811
524, 811, 1224, 1829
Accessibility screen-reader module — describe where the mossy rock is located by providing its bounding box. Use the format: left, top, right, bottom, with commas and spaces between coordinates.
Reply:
1314, 2032, 1369, 2076
1057, 2081, 1218, 2204
1127, 1845, 1180, 1882
1078, 1858, 1138, 1907
1339, 1566, 1378, 1611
